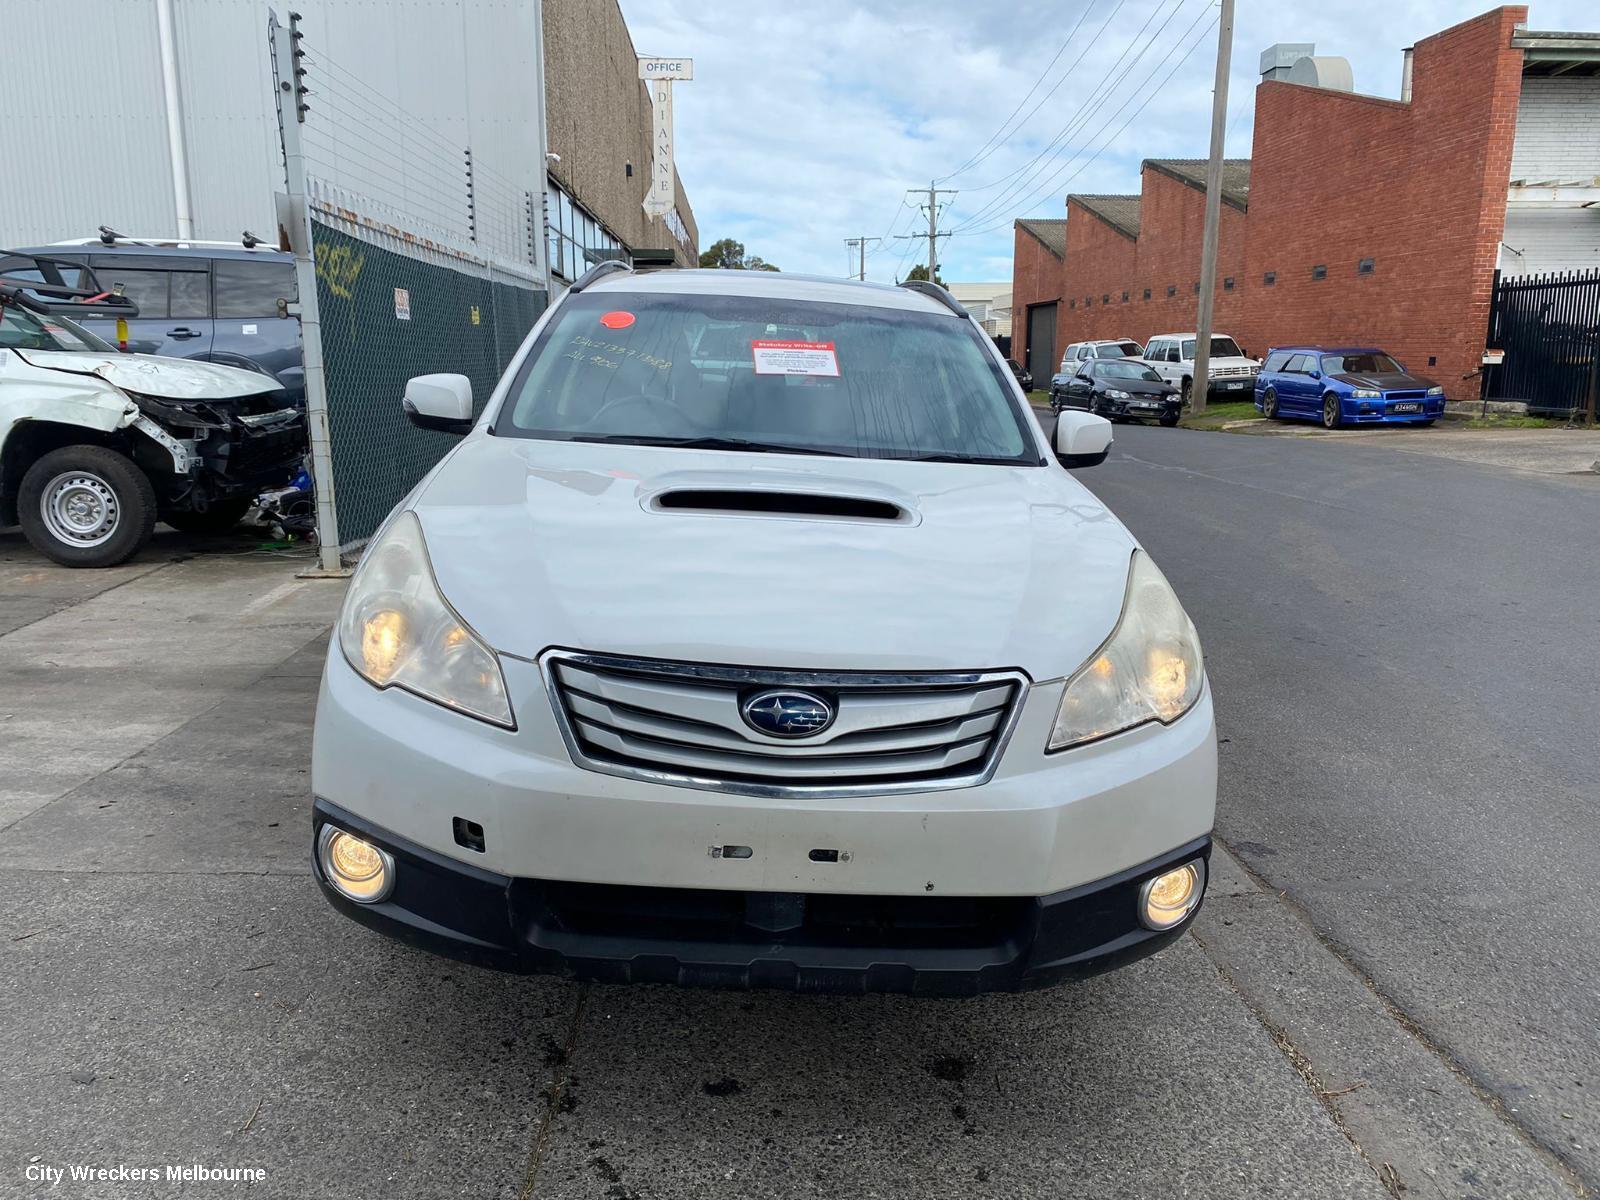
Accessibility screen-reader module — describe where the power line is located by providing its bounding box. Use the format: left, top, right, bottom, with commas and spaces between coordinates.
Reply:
949, 0, 1208, 234
935, 0, 1109, 184
951, 8, 1219, 240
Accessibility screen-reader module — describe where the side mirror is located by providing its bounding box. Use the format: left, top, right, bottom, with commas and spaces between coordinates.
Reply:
404, 373, 474, 434
1054, 410, 1113, 469
1309, 370, 1321, 380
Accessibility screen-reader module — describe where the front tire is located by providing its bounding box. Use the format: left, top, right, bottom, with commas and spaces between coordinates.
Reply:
1321, 393, 1343, 430
1262, 387, 1280, 420
1180, 377, 1192, 406
18, 445, 156, 568
1159, 412, 1180, 427
163, 498, 253, 535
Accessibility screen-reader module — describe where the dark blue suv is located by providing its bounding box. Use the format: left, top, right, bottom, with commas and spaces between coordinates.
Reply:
11, 237, 303, 404
1255, 346, 1446, 429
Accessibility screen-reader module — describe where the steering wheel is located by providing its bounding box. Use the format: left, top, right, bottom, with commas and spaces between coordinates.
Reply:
586, 392, 691, 436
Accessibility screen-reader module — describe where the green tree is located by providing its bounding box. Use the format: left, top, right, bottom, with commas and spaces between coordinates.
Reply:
904, 263, 946, 287
699, 237, 780, 271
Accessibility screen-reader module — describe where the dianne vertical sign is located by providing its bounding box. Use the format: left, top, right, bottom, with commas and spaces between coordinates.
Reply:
638, 57, 692, 220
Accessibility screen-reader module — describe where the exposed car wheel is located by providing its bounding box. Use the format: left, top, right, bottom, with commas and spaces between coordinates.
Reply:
1321, 394, 1343, 430
19, 445, 157, 568
163, 499, 253, 535
1049, 392, 1063, 415
1180, 378, 1192, 405
1262, 387, 1280, 419
1159, 412, 1180, 427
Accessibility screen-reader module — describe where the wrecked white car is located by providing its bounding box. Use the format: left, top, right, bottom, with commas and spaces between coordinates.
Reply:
0, 254, 305, 567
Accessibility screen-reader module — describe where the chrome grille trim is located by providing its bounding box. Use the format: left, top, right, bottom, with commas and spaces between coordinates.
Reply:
540, 650, 1031, 798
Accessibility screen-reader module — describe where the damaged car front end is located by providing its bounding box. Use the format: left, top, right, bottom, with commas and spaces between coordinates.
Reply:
1, 251, 305, 565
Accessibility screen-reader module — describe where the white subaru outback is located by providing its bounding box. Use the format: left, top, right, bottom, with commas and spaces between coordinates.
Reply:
311, 264, 1216, 995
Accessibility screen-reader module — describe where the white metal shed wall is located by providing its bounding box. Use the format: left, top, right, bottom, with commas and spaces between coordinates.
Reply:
1500, 208, 1600, 277
1510, 77, 1600, 183
0, 0, 545, 250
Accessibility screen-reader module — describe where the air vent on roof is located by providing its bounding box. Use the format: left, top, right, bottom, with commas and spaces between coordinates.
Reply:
653, 489, 908, 522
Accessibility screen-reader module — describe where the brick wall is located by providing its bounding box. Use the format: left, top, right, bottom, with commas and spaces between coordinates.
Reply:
1010, 6, 1530, 394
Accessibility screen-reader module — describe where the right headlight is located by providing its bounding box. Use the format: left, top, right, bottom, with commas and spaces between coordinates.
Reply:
1049, 551, 1203, 750
337, 511, 513, 728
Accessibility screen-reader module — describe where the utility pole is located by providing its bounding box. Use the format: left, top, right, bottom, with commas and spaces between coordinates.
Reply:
1190, 0, 1235, 418
894, 182, 957, 283
843, 236, 880, 281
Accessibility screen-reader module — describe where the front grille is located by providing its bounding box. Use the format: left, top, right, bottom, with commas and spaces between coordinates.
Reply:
1212, 365, 1255, 378
1384, 390, 1426, 400
542, 651, 1028, 797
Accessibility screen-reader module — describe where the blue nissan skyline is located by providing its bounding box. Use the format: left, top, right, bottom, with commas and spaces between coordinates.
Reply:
1254, 346, 1447, 428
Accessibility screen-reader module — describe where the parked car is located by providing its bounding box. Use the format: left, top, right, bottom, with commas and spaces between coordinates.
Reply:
1005, 357, 1033, 392
1050, 339, 1144, 406
1142, 332, 1259, 403
311, 265, 1216, 995
0, 252, 305, 566
1055, 358, 1182, 425
11, 234, 303, 405
1255, 346, 1446, 429
1061, 338, 1145, 367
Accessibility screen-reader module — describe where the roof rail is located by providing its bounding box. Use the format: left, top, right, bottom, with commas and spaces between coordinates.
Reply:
569, 259, 634, 293
898, 278, 968, 317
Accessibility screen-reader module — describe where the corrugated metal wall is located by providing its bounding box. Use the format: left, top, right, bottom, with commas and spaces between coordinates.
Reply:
1501, 208, 1600, 277
4, 0, 180, 243
0, 0, 544, 250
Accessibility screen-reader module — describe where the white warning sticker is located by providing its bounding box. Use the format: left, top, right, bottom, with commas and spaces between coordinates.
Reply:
751, 339, 839, 377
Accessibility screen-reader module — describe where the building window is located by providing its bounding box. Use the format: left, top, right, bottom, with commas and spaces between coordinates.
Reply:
1358, 257, 1375, 274
1312, 263, 1327, 280
1223, 276, 1235, 291
1166, 284, 1176, 297
1193, 282, 1201, 294
1102, 293, 1110, 304
546, 178, 624, 282
1143, 288, 1151, 301
1263, 271, 1276, 287
1069, 299, 1076, 309
1085, 297, 1092, 307
1121, 291, 1129, 303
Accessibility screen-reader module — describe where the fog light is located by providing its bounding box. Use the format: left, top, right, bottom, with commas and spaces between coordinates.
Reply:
1139, 859, 1205, 930
318, 825, 394, 904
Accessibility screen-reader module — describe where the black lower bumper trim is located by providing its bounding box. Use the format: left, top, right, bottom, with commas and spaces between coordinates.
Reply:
312, 799, 1209, 996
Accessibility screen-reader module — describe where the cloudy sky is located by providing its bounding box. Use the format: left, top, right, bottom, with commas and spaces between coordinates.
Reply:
618, 0, 1592, 284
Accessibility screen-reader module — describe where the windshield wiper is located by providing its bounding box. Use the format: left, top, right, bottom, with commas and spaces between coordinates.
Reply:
896, 452, 1019, 465
564, 434, 850, 457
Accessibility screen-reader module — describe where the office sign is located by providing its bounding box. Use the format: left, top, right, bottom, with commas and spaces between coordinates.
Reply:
638, 57, 693, 81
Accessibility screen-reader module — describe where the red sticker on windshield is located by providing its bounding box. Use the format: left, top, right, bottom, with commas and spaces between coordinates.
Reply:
599, 311, 635, 329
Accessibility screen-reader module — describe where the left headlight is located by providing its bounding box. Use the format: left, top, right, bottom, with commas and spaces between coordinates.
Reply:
1106, 388, 1132, 400
1351, 389, 1381, 398
337, 511, 513, 728
1048, 551, 1203, 750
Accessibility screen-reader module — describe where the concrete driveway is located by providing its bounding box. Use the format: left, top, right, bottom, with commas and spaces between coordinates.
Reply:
0, 478, 1586, 1199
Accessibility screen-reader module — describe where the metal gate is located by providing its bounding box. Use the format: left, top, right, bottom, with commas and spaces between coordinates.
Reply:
1026, 303, 1057, 386
1485, 269, 1600, 419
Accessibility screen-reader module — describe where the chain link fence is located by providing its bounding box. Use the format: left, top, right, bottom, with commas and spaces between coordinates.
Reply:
269, 13, 548, 563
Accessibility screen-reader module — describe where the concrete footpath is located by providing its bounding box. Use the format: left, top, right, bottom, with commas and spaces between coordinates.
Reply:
0, 532, 1581, 1199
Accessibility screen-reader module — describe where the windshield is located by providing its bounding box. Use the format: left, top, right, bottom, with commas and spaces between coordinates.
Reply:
1322, 352, 1402, 376
0, 304, 117, 353
1180, 336, 1244, 359
495, 291, 1040, 464
1095, 341, 1142, 358
1099, 360, 1162, 382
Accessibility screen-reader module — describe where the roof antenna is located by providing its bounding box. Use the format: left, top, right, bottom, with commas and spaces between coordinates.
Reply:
98, 225, 123, 246
242, 230, 261, 249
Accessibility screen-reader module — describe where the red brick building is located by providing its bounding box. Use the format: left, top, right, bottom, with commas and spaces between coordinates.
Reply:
1011, 6, 1595, 396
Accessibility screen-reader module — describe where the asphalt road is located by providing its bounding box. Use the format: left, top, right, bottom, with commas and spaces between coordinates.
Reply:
2, 423, 1598, 1198
1066, 419, 1600, 1192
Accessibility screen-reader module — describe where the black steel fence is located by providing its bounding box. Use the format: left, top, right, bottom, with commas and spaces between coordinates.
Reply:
1485, 269, 1600, 419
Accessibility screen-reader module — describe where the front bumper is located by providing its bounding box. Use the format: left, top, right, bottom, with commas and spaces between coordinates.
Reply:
1099, 394, 1181, 418
313, 796, 1211, 995
1344, 395, 1446, 423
